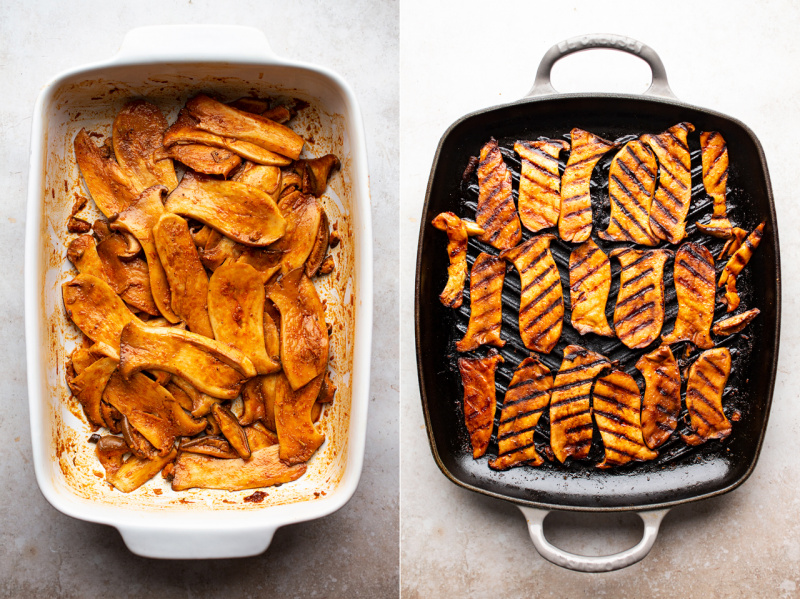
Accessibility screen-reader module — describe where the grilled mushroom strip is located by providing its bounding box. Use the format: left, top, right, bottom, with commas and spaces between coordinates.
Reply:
488, 355, 553, 470
719, 227, 748, 259
696, 131, 732, 238
635, 345, 681, 449
431, 212, 483, 309
610, 248, 672, 349
593, 370, 658, 468
456, 252, 506, 352
682, 347, 733, 445
642, 122, 695, 244
475, 139, 522, 250
569, 240, 614, 337
719, 222, 765, 312
598, 139, 658, 245
549, 345, 610, 463
662, 243, 715, 348
712, 308, 760, 336
559, 128, 616, 243
74, 128, 138, 218
500, 235, 563, 353
513, 139, 569, 232
458, 352, 503, 459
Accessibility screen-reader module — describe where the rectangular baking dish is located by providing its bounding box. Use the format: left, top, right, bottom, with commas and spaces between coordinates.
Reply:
25, 25, 373, 559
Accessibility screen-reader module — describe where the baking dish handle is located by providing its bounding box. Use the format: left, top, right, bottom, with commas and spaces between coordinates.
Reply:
526, 33, 676, 99
114, 25, 278, 64
117, 524, 278, 559
518, 506, 670, 572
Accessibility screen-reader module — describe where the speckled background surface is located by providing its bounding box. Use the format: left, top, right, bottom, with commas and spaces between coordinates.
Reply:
400, 1, 800, 597
0, 0, 398, 597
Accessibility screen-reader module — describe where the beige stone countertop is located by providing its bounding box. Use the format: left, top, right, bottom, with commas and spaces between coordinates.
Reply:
400, 1, 800, 596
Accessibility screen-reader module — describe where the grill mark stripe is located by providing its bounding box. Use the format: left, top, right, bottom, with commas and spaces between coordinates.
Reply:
611, 173, 649, 217
652, 198, 679, 224
522, 296, 561, 330
625, 144, 656, 179
618, 252, 649, 271
687, 405, 714, 427
519, 143, 562, 163
622, 266, 654, 288
677, 258, 707, 282
520, 279, 561, 315
498, 424, 539, 441
521, 264, 556, 295
571, 259, 604, 290
499, 406, 545, 422
570, 245, 599, 270
616, 160, 652, 198
497, 442, 537, 457
684, 244, 714, 269
616, 284, 655, 309
521, 158, 559, 181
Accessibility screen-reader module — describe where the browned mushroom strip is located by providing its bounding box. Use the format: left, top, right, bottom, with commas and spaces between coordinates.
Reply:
718, 227, 748, 259
662, 243, 715, 348
501, 234, 563, 354
598, 140, 658, 245
682, 348, 732, 445
696, 131, 732, 238
305, 209, 330, 277
569, 239, 613, 337
642, 122, 695, 243
456, 253, 506, 352
156, 143, 242, 176
67, 356, 118, 430
513, 139, 569, 232
719, 222, 765, 312
232, 162, 282, 201
559, 128, 616, 243
96, 231, 159, 316
275, 372, 325, 465
269, 190, 323, 275
106, 448, 178, 493
179, 436, 239, 459
212, 403, 251, 459
74, 128, 138, 217
636, 345, 681, 449
712, 308, 760, 336
458, 352, 503, 459
549, 345, 610, 463
476, 139, 522, 250
488, 355, 552, 470
293, 154, 340, 197
431, 212, 471, 309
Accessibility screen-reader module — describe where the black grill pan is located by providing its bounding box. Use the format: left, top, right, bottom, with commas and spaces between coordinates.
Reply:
414, 35, 780, 571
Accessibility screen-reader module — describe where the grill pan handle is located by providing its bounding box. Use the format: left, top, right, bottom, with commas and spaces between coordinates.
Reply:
527, 34, 676, 99
518, 506, 670, 572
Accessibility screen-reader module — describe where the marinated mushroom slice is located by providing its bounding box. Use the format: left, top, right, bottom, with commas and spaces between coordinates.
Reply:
95, 435, 129, 479
112, 185, 179, 323
458, 352, 503, 459
164, 380, 193, 411
179, 435, 239, 459
488, 355, 553, 470
120, 416, 160, 460
696, 131, 732, 238
263, 302, 281, 361
719, 222, 765, 312
476, 138, 522, 250
592, 370, 658, 468
240, 376, 268, 426
69, 343, 101, 375
228, 97, 270, 114
67, 356, 118, 429
275, 372, 325, 464
112, 100, 178, 192
108, 448, 178, 493
171, 445, 306, 491
662, 243, 715, 348
549, 345, 610, 463
96, 231, 159, 316
636, 345, 681, 449
186, 94, 305, 160
156, 143, 242, 176
598, 139, 659, 245
610, 248, 672, 349
569, 240, 614, 337
104, 371, 206, 454
513, 138, 569, 232
431, 212, 470, 309
118, 320, 257, 399
208, 262, 279, 375
682, 347, 733, 445
236, 246, 283, 282
62, 274, 139, 357
293, 154, 340, 197
100, 402, 124, 434
559, 128, 617, 243
305, 208, 330, 277
642, 122, 695, 244
74, 128, 138, 217
267, 269, 328, 390
269, 190, 324, 275
212, 403, 251, 460
165, 171, 286, 247
500, 235, 564, 354
712, 308, 760, 336
719, 227, 748, 259
67, 235, 106, 281
455, 252, 506, 352
245, 423, 279, 451
153, 212, 213, 337
232, 162, 282, 202
200, 230, 243, 272
167, 376, 221, 417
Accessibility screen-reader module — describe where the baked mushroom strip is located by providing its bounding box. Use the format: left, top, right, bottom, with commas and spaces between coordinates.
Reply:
456, 253, 506, 352
431, 212, 484, 309
635, 345, 681, 449
598, 139, 658, 245
270, 190, 324, 276
719, 222, 765, 312
156, 143, 242, 177
165, 171, 286, 247
696, 131, 733, 238
513, 139, 569, 232
610, 248, 672, 349
682, 347, 733, 446
559, 128, 617, 243
458, 352, 503, 459
712, 308, 760, 336
593, 370, 658, 468
488, 355, 553, 470
274, 372, 326, 465
500, 234, 564, 354
569, 239, 614, 337
118, 320, 257, 400
642, 122, 695, 244
549, 345, 610, 463
67, 356, 118, 430
475, 138, 522, 250
74, 128, 138, 218
662, 243, 715, 348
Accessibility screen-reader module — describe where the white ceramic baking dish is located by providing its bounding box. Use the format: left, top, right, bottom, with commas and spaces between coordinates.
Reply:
24, 25, 372, 559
